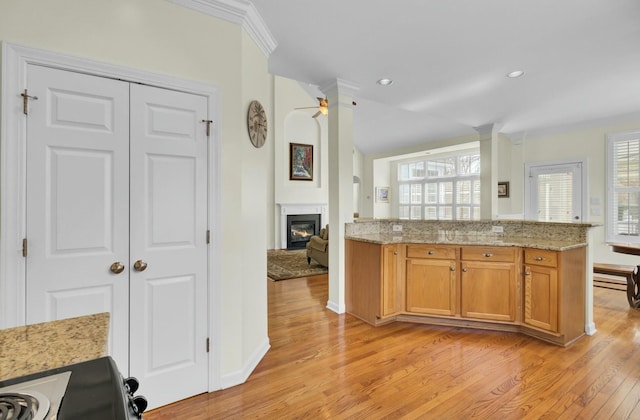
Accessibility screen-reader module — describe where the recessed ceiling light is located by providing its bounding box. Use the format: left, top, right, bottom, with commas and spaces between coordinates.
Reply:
377, 78, 394, 86
506, 70, 525, 78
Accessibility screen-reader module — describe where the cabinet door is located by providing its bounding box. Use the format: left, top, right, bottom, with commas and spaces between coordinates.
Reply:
461, 261, 516, 321
406, 258, 457, 316
524, 264, 558, 332
380, 245, 399, 317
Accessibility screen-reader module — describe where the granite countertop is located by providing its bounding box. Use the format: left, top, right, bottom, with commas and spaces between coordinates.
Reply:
0, 312, 110, 381
345, 233, 587, 251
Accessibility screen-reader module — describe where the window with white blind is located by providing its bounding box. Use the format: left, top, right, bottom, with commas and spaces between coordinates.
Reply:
606, 130, 640, 243
525, 161, 583, 223
398, 151, 480, 220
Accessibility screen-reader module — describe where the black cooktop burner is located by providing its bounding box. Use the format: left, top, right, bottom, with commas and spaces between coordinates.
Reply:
0, 392, 45, 420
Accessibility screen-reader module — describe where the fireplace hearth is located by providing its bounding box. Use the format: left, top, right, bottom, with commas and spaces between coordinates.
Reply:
286, 214, 321, 250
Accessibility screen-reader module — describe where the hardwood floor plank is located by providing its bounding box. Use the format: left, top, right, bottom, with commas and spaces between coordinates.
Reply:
145, 278, 640, 419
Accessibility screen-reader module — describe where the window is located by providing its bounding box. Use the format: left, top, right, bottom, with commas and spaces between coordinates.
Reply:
607, 130, 640, 243
398, 150, 480, 220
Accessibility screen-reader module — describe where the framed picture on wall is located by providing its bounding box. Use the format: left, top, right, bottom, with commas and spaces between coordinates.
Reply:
289, 143, 313, 181
498, 181, 510, 198
375, 186, 390, 203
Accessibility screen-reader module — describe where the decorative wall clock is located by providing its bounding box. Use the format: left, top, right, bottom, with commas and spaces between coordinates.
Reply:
247, 100, 267, 148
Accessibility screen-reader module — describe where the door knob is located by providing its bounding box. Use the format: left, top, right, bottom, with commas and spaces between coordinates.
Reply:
110, 262, 125, 274
134, 260, 148, 272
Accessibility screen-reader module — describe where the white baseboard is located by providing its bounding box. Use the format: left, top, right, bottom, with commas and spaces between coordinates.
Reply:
326, 300, 344, 314
218, 336, 270, 390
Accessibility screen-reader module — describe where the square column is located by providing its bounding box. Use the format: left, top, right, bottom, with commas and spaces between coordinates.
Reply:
320, 79, 359, 313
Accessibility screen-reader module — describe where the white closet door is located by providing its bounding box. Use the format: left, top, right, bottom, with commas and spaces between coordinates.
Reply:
128, 84, 209, 408
25, 64, 131, 371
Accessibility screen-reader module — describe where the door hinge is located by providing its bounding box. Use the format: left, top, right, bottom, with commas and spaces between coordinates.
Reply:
206, 337, 210, 353
22, 238, 28, 257
202, 119, 213, 137
21, 89, 38, 115
206, 230, 210, 244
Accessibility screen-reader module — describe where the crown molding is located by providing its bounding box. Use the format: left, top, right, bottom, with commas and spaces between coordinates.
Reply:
167, 0, 277, 57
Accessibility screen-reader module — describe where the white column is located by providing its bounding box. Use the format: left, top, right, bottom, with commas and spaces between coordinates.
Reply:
476, 123, 499, 219
320, 78, 359, 314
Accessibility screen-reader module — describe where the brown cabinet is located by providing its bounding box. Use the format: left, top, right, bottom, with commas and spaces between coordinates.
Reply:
522, 247, 586, 346
345, 240, 400, 325
523, 249, 559, 332
381, 244, 400, 318
460, 246, 520, 322
345, 238, 586, 346
405, 245, 458, 316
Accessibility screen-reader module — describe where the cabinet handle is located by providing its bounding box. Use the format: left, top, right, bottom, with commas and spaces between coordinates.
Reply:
393, 251, 398, 255
534, 257, 544, 261
450, 267, 455, 272
484, 253, 493, 257
525, 271, 531, 276
428, 251, 435, 255
462, 268, 468, 272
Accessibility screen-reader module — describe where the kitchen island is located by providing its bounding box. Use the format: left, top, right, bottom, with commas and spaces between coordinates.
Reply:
345, 219, 593, 346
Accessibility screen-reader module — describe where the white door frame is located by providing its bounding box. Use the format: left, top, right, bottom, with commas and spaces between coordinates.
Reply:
0, 42, 222, 391
524, 158, 588, 222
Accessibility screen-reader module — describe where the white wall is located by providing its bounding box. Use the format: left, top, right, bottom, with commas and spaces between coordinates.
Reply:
0, 0, 270, 389
271, 76, 328, 248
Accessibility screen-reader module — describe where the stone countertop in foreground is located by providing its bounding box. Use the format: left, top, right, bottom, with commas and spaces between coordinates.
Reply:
345, 233, 587, 251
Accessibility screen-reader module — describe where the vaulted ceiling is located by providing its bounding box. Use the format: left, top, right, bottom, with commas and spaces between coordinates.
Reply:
176, 0, 640, 155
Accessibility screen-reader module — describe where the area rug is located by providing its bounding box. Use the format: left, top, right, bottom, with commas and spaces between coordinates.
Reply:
267, 249, 327, 280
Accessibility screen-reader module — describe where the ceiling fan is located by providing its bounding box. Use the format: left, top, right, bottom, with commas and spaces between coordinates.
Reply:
295, 97, 328, 118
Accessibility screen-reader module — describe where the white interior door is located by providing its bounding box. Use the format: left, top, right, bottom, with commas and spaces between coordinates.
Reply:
25, 64, 131, 371
25, 65, 209, 409
128, 84, 209, 408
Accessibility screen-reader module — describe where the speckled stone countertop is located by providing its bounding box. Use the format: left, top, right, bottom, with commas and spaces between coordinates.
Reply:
345, 219, 594, 251
345, 232, 586, 251
0, 312, 110, 381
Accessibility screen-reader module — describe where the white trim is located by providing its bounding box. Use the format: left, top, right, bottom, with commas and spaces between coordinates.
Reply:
219, 337, 270, 389
0, 41, 222, 392
167, 0, 277, 57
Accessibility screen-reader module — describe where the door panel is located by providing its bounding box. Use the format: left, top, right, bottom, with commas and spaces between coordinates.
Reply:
25, 64, 130, 371
129, 84, 209, 408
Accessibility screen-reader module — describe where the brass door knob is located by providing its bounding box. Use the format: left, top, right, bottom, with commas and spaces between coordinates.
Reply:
134, 260, 148, 272
110, 262, 125, 274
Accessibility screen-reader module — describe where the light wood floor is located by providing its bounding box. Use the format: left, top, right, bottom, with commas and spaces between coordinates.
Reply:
145, 275, 640, 419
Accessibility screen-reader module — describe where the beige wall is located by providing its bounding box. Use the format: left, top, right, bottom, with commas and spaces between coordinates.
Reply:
0, 0, 271, 387
523, 120, 640, 266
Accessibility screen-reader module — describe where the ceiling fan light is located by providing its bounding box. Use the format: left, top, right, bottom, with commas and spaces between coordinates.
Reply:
377, 78, 394, 86
320, 107, 328, 115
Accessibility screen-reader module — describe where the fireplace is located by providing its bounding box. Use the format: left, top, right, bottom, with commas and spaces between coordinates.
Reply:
286, 214, 321, 250
279, 204, 328, 250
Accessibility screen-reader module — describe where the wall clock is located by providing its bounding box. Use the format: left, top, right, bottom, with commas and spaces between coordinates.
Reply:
247, 100, 267, 148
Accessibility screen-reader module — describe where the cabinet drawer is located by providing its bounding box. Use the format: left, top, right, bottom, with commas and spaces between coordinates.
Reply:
461, 246, 516, 262
406, 244, 457, 260
524, 249, 558, 268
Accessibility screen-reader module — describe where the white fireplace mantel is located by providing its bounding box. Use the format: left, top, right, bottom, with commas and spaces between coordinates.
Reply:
279, 203, 328, 249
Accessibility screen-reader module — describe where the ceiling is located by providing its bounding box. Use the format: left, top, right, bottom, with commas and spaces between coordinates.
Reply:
250, 0, 640, 155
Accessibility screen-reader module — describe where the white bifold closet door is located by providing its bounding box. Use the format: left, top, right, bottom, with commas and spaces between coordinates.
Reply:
25, 64, 209, 409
